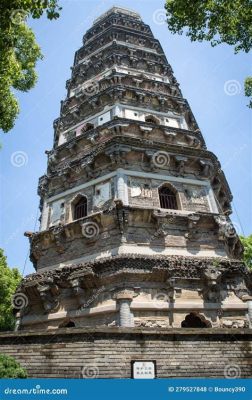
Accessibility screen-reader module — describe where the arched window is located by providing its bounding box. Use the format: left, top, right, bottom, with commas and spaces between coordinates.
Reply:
159, 186, 178, 210
59, 320, 75, 328
145, 115, 159, 125
181, 313, 210, 328
74, 196, 87, 220
82, 123, 94, 133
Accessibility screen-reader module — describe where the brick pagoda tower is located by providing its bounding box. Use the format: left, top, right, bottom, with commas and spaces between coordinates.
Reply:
17, 6, 251, 333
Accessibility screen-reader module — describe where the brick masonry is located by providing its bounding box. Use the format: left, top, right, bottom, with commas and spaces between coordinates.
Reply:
0, 327, 251, 378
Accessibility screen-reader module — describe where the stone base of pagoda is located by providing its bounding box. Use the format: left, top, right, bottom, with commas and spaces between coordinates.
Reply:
14, 255, 251, 331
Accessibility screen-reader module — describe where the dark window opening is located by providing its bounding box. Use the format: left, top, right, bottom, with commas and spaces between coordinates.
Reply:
181, 313, 209, 328
65, 321, 75, 328
74, 196, 87, 220
145, 115, 159, 124
159, 187, 178, 210
60, 320, 76, 328
82, 123, 94, 133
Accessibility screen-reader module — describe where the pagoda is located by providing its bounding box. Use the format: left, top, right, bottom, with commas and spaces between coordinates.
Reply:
16, 6, 251, 331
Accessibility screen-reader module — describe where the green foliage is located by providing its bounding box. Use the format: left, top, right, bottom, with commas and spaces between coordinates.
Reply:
240, 235, 252, 270
165, 0, 252, 107
212, 259, 220, 267
244, 77, 252, 108
0, 1, 61, 132
0, 354, 27, 378
0, 249, 22, 331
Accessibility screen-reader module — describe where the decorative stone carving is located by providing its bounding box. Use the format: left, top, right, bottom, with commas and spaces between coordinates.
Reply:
202, 267, 222, 302
221, 319, 248, 329
203, 267, 222, 285
36, 278, 59, 313
51, 224, 65, 253
175, 156, 187, 176
46, 150, 58, 169
214, 216, 237, 241
69, 278, 85, 306
199, 160, 214, 177
38, 175, 49, 197
185, 214, 200, 239
66, 141, 77, 155
130, 182, 142, 197
232, 280, 249, 300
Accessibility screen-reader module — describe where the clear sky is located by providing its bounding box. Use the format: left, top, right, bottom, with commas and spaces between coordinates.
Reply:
1, 0, 251, 276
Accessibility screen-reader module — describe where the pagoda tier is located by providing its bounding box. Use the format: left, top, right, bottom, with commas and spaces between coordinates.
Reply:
17, 7, 251, 331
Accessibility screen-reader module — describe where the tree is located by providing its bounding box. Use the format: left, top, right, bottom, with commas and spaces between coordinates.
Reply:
0, 354, 27, 378
0, 249, 22, 331
0, 1, 62, 132
164, 0, 252, 107
240, 235, 252, 270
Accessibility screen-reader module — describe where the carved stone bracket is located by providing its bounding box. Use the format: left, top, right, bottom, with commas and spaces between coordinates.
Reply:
214, 215, 237, 241
165, 277, 177, 300
202, 266, 222, 302
163, 130, 176, 143
36, 278, 59, 313
69, 278, 86, 306
38, 175, 49, 197
51, 225, 65, 253
231, 280, 250, 300
26, 233, 43, 267
174, 155, 188, 176
66, 140, 77, 155
199, 160, 214, 178
185, 214, 200, 239
46, 150, 59, 170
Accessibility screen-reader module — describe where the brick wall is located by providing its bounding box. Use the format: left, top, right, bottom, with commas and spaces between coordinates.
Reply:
0, 328, 251, 378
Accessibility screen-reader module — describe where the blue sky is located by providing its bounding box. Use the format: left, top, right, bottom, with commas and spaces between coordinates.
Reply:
1, 0, 251, 276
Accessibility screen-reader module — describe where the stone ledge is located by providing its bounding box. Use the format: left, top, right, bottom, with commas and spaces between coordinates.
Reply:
0, 327, 251, 339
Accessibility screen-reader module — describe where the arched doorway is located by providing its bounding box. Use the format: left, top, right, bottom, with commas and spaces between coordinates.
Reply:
181, 313, 210, 328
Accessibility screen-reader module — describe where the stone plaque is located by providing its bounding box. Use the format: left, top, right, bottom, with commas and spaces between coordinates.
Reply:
131, 360, 156, 379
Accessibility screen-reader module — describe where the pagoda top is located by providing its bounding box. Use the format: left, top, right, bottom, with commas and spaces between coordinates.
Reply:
93, 6, 142, 25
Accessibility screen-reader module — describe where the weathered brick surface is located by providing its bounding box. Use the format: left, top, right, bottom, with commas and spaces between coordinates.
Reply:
0, 327, 251, 378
